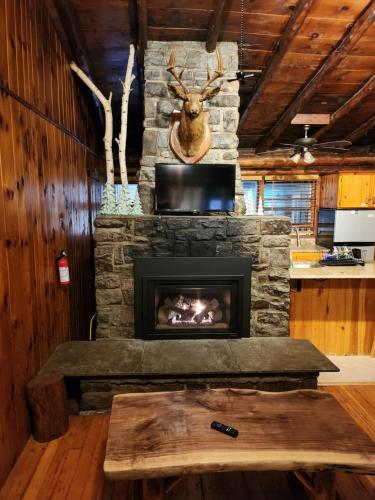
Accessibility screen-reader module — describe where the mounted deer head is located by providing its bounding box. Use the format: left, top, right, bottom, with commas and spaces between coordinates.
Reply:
167, 49, 224, 162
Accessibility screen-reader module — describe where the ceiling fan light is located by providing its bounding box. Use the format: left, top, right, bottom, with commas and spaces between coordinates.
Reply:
290, 152, 301, 164
304, 151, 315, 164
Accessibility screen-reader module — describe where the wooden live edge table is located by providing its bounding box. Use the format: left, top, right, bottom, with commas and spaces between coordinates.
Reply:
104, 389, 375, 500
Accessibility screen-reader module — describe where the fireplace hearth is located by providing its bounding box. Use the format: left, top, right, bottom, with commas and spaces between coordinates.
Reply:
134, 257, 251, 340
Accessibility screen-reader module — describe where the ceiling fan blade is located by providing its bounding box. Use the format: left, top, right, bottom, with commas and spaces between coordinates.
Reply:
313, 140, 352, 149
256, 148, 295, 156
314, 147, 353, 152
279, 143, 297, 147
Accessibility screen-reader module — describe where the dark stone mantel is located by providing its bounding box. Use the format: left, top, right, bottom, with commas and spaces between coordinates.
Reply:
41, 338, 339, 410
42, 338, 338, 378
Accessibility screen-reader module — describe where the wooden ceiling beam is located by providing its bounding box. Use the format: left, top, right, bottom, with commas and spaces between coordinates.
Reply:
136, 0, 148, 64
256, 0, 375, 153
239, 154, 375, 168
314, 75, 375, 140
52, 0, 93, 78
239, 0, 314, 130
206, 0, 227, 53
345, 115, 375, 144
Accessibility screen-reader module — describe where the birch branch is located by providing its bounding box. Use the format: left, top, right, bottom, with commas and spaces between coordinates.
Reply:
117, 44, 136, 186
70, 61, 114, 185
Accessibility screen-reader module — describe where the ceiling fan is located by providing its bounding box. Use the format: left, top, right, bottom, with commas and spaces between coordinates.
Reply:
257, 125, 352, 164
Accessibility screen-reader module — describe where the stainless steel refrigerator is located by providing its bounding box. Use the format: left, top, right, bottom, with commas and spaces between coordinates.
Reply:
317, 209, 375, 260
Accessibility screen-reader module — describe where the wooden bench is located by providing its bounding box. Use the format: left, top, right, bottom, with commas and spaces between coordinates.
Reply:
104, 388, 375, 499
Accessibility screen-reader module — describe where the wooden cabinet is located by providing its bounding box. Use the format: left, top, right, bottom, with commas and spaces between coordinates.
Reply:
290, 279, 375, 355
320, 173, 375, 208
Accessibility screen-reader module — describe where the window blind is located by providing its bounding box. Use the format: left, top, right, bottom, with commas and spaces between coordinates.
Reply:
264, 181, 317, 232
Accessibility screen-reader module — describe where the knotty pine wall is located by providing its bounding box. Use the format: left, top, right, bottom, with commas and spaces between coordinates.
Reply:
0, 0, 104, 485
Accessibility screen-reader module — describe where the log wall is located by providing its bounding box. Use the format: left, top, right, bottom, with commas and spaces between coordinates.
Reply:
0, 0, 104, 486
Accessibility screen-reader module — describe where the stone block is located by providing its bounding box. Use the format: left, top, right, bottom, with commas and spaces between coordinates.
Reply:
111, 305, 134, 327
255, 310, 289, 337
144, 98, 158, 119
140, 156, 156, 168
268, 268, 290, 282
139, 167, 155, 182
232, 243, 259, 263
173, 241, 190, 256
222, 150, 239, 160
94, 228, 130, 242
210, 94, 240, 108
175, 228, 226, 241
95, 217, 125, 228
166, 218, 192, 230
151, 239, 173, 256
212, 132, 238, 149
262, 235, 290, 248
142, 129, 158, 155
261, 218, 292, 235
261, 283, 290, 298
145, 82, 168, 98
269, 247, 290, 267
190, 241, 219, 257
144, 118, 157, 128
96, 288, 123, 306
215, 242, 233, 256
209, 108, 221, 125
123, 243, 152, 262
144, 50, 166, 67
97, 308, 111, 325
95, 273, 121, 289
158, 99, 174, 116
94, 249, 113, 272
144, 69, 161, 80
80, 392, 113, 411
156, 114, 169, 128
223, 109, 239, 132
227, 218, 258, 236
121, 279, 134, 305
157, 129, 169, 148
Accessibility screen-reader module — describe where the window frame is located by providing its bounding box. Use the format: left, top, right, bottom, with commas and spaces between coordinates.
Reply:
242, 174, 320, 236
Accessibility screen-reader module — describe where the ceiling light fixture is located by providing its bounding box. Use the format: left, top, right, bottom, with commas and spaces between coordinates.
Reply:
290, 152, 301, 164
303, 150, 315, 164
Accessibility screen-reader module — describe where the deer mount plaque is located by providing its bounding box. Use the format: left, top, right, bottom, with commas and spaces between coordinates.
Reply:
167, 49, 224, 164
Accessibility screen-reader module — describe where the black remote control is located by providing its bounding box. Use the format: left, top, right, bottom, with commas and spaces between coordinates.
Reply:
211, 420, 239, 438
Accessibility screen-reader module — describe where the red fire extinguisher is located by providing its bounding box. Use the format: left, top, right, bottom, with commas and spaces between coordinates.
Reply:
57, 251, 70, 285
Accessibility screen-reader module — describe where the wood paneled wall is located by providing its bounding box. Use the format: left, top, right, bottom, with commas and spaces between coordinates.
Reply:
0, 0, 104, 486
290, 279, 375, 355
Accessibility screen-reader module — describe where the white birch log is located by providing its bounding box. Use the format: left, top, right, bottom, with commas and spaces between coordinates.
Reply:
70, 61, 116, 213
117, 44, 136, 188
115, 44, 136, 214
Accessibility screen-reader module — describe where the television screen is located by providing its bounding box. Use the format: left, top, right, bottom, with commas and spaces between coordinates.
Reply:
155, 163, 235, 213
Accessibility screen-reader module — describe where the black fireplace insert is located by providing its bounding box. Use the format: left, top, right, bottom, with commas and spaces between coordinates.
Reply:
134, 257, 251, 340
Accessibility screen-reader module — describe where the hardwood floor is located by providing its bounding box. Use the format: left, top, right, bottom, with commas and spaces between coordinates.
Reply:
1, 386, 375, 499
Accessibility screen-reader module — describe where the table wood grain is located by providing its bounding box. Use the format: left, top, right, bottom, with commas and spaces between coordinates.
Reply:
104, 389, 375, 481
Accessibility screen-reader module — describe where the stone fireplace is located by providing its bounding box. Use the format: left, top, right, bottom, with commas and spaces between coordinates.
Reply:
134, 257, 251, 340
94, 215, 291, 340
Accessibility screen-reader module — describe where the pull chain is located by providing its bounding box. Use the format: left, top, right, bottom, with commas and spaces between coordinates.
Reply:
239, 0, 245, 72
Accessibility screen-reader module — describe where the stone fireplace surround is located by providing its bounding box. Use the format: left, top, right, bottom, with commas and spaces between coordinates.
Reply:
57, 212, 339, 411
95, 214, 291, 340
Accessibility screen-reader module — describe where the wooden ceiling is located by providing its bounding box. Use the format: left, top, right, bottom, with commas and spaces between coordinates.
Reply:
48, 0, 375, 153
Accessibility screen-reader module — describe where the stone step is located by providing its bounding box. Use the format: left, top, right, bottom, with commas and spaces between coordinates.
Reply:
41, 338, 338, 378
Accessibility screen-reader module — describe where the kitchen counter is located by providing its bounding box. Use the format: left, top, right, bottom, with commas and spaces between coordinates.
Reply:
290, 261, 375, 279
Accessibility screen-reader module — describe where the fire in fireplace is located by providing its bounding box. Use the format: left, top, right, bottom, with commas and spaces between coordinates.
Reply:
156, 286, 231, 330
134, 257, 251, 340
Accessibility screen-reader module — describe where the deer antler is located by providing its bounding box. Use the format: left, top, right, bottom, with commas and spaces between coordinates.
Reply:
166, 50, 188, 94
200, 48, 224, 93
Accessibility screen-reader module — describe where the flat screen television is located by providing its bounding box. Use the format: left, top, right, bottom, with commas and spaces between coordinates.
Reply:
155, 163, 235, 214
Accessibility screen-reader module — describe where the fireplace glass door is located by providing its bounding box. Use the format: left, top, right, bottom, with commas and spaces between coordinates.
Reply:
154, 283, 235, 335
134, 257, 251, 340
